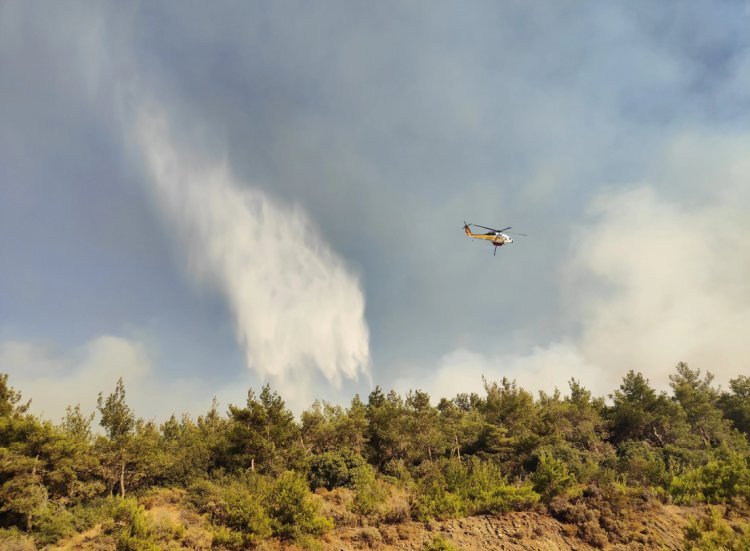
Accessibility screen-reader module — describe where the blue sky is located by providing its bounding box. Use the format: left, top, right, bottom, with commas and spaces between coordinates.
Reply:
1, 1, 749, 420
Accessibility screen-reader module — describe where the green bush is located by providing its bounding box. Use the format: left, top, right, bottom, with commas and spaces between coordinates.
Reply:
457, 458, 538, 514
28, 499, 110, 546
617, 441, 667, 488
111, 498, 152, 538
102, 497, 158, 551
684, 507, 750, 550
31, 504, 76, 545
210, 525, 244, 550
413, 463, 466, 519
424, 535, 459, 551
531, 451, 576, 502
188, 472, 332, 545
472, 480, 539, 515
187, 476, 272, 545
670, 448, 750, 504
350, 464, 388, 516
185, 479, 218, 514
69, 499, 112, 532
266, 471, 333, 540
0, 527, 35, 551
670, 468, 704, 504
150, 512, 185, 542
220, 482, 272, 541
381, 458, 414, 484
413, 458, 539, 520
307, 449, 367, 490
416, 489, 466, 520
700, 449, 750, 503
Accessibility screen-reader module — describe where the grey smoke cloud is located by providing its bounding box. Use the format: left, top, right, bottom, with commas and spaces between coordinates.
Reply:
134, 110, 370, 387
2, 1, 749, 419
397, 133, 750, 399
570, 133, 750, 389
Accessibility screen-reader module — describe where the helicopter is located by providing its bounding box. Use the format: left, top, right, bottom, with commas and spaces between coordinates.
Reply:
463, 222, 526, 255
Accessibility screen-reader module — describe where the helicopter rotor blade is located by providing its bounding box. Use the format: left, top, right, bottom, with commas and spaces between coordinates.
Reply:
472, 224, 511, 233
505, 231, 527, 237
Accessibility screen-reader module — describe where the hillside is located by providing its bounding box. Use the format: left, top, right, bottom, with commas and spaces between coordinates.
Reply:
44, 492, 715, 550
2, 364, 750, 549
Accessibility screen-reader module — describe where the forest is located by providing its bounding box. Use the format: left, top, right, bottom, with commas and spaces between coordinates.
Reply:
1, 362, 750, 550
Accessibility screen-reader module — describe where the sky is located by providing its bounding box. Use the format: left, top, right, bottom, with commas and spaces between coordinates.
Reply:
1, 1, 749, 421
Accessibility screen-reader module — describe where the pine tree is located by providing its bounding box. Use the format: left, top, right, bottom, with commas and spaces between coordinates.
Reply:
96, 378, 135, 497
227, 385, 301, 474
669, 363, 731, 447
718, 375, 750, 436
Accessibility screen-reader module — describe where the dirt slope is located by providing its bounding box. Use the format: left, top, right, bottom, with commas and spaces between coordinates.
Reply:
320, 506, 692, 550
47, 501, 697, 550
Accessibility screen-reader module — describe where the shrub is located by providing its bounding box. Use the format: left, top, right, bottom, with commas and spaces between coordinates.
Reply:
187, 476, 272, 545
473, 480, 539, 515
294, 533, 325, 550
69, 499, 112, 532
413, 458, 539, 520
0, 528, 35, 551
684, 506, 750, 550
381, 458, 413, 484
181, 523, 212, 550
210, 525, 244, 550
219, 481, 272, 541
31, 505, 76, 545
150, 511, 185, 542
424, 535, 459, 551
139, 487, 184, 509
700, 449, 750, 503
355, 526, 382, 546
669, 468, 705, 504
266, 471, 333, 540
307, 449, 367, 490
379, 484, 412, 523
103, 497, 159, 551
188, 473, 332, 545
316, 487, 358, 526
414, 478, 467, 520
531, 451, 576, 502
350, 464, 388, 516
307, 451, 349, 490
186, 479, 220, 515
670, 448, 750, 504
617, 441, 667, 488
454, 458, 538, 515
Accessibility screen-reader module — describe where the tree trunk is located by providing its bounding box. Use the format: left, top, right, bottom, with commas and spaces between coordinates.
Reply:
28, 454, 39, 530
651, 425, 665, 447
120, 462, 126, 497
